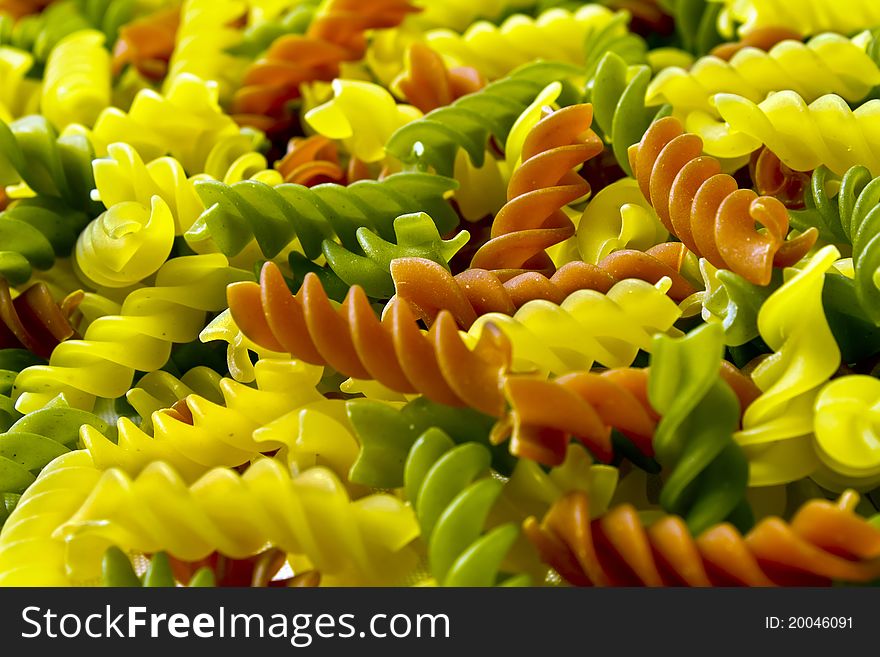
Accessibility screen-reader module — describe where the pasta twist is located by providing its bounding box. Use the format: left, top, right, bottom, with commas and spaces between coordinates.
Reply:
228, 262, 511, 417
304, 79, 422, 164
791, 165, 880, 324
425, 5, 639, 81
274, 135, 370, 187
102, 547, 216, 587
385, 60, 584, 177
111, 6, 180, 80
708, 25, 801, 60
54, 458, 421, 586
88, 74, 243, 176
465, 276, 682, 375
389, 248, 695, 330
0, 46, 40, 123
648, 32, 880, 121
0, 398, 113, 521
718, 0, 880, 38
663, 0, 723, 55
491, 367, 656, 466
392, 42, 484, 114
346, 396, 506, 489
40, 29, 111, 130
413, 0, 537, 32
0, 278, 80, 358
749, 146, 810, 210
524, 487, 880, 586
588, 51, 669, 176
469, 104, 604, 280
186, 172, 459, 260
232, 0, 418, 132
704, 91, 880, 175
812, 376, 880, 491
404, 430, 527, 586
628, 116, 817, 285
322, 212, 468, 299
163, 0, 248, 100
735, 246, 841, 486
82, 358, 330, 482
648, 323, 751, 534
0, 450, 102, 585
13, 254, 252, 412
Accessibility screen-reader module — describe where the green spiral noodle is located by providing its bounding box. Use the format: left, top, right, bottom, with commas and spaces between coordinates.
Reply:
186, 173, 460, 262
385, 60, 584, 176
323, 212, 468, 299
0, 395, 114, 525
659, 0, 723, 55
347, 397, 514, 489
404, 429, 529, 586
0, 348, 42, 431
0, 115, 102, 284
102, 547, 215, 587
588, 51, 671, 176
648, 322, 752, 534
791, 165, 880, 325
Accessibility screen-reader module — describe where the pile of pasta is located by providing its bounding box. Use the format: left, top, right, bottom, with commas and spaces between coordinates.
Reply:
1, 0, 880, 588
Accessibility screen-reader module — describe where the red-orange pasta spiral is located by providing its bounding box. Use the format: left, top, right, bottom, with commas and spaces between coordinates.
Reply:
749, 146, 811, 210
274, 135, 370, 186
469, 104, 604, 280
390, 245, 697, 329
232, 0, 419, 133
491, 361, 757, 465
709, 26, 803, 61
0, 279, 82, 359
112, 6, 181, 80
394, 42, 485, 113
227, 261, 510, 417
628, 116, 817, 286
525, 489, 880, 586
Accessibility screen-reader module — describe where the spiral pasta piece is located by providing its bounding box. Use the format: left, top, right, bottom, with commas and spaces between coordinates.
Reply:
425, 5, 636, 81
54, 458, 421, 586
735, 246, 842, 486
466, 276, 682, 375
40, 29, 110, 130
749, 146, 811, 209
391, 248, 695, 330
663, 0, 723, 55
275, 135, 368, 187
88, 74, 243, 176
588, 52, 669, 176
186, 172, 458, 260
2, 282, 80, 363
232, 0, 418, 132
718, 0, 880, 37
163, 0, 248, 99
0, 450, 102, 585
111, 6, 180, 80
628, 116, 817, 285
13, 254, 251, 412
386, 60, 584, 177
648, 32, 880, 121
304, 79, 422, 164
229, 262, 511, 417
82, 358, 330, 482
0, 46, 40, 123
648, 323, 751, 534
703, 91, 880, 175
0, 399, 112, 524
413, 0, 537, 32
469, 104, 603, 279
392, 42, 484, 114
404, 430, 527, 586
524, 488, 880, 586
791, 165, 880, 324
